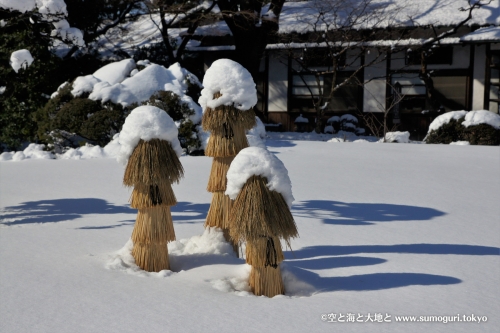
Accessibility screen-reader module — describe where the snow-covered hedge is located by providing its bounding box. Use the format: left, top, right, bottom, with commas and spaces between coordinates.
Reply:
37, 59, 205, 154
324, 114, 365, 135
425, 110, 500, 145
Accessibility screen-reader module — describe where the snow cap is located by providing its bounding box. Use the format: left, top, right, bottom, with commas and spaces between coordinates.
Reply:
198, 59, 257, 111
427, 111, 468, 132
10, 49, 34, 73
117, 106, 182, 164
226, 147, 294, 208
462, 110, 500, 130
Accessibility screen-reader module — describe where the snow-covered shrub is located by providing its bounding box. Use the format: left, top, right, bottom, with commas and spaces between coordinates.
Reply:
383, 131, 410, 143
142, 91, 202, 154
355, 128, 366, 135
424, 111, 467, 144
324, 116, 339, 133
425, 118, 465, 144
461, 110, 500, 146
294, 114, 309, 132
36, 83, 128, 151
462, 124, 500, 145
324, 125, 334, 134
36, 59, 205, 154
340, 114, 358, 132
425, 110, 500, 145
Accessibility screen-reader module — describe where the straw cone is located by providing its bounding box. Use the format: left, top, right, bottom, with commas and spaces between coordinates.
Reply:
207, 156, 234, 192
130, 182, 177, 208
201, 92, 256, 133
123, 139, 184, 187
123, 138, 184, 273
205, 191, 232, 229
245, 236, 284, 268
204, 127, 249, 158
229, 175, 298, 245
132, 241, 170, 272
132, 206, 176, 244
249, 266, 285, 297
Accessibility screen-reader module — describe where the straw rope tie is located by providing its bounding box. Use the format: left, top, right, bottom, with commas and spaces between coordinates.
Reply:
149, 185, 163, 206
265, 236, 278, 269
223, 122, 234, 139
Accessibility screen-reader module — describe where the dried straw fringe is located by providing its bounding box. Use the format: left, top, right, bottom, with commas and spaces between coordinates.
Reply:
132, 206, 176, 243
201, 92, 256, 133
207, 156, 234, 192
130, 182, 177, 208
205, 191, 232, 229
249, 266, 285, 297
123, 139, 184, 187
132, 242, 170, 272
229, 175, 299, 244
246, 236, 284, 268
204, 128, 249, 158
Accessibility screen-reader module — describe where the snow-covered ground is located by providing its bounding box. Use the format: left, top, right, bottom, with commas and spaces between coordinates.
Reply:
1, 139, 499, 333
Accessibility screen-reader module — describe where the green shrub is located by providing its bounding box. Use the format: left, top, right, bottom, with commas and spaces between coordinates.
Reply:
144, 91, 193, 122
80, 105, 126, 146
36, 82, 129, 150
424, 118, 465, 144
54, 98, 103, 133
463, 124, 500, 146
142, 91, 202, 153
36, 73, 203, 153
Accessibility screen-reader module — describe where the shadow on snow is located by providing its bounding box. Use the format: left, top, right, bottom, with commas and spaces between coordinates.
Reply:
280, 243, 499, 294
292, 200, 445, 225
285, 243, 500, 261
0, 199, 208, 226
0, 198, 134, 226
283, 264, 461, 294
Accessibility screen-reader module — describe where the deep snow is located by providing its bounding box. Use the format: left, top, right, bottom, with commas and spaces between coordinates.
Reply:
1, 140, 499, 333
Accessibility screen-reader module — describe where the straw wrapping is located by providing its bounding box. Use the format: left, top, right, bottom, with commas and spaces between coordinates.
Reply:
123, 139, 184, 187
229, 175, 298, 245
249, 266, 285, 297
131, 241, 170, 272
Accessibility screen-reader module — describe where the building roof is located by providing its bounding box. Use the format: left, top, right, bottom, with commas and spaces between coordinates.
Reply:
196, 0, 500, 37
277, 0, 500, 34
98, 0, 500, 56
460, 26, 500, 42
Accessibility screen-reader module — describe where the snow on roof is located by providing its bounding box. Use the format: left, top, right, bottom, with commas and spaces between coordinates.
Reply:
276, 0, 497, 34
117, 105, 182, 164
225, 147, 294, 208
198, 59, 257, 111
192, 0, 500, 37
98, 1, 499, 57
10, 49, 34, 73
461, 26, 500, 42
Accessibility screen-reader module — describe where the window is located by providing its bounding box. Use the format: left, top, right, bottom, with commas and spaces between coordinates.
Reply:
433, 76, 467, 111
290, 71, 360, 112
391, 73, 467, 112
301, 48, 346, 68
391, 74, 426, 112
487, 51, 500, 113
406, 47, 453, 66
